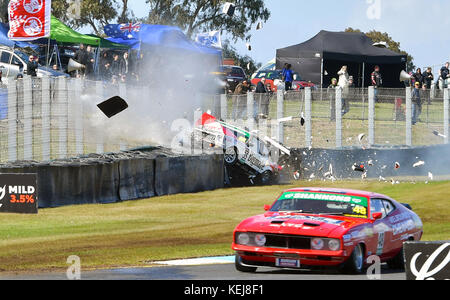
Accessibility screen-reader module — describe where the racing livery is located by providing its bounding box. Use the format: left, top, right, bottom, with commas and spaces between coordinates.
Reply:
194, 113, 290, 184
232, 188, 423, 274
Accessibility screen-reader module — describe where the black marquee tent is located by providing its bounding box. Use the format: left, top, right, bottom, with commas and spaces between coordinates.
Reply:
276, 30, 407, 88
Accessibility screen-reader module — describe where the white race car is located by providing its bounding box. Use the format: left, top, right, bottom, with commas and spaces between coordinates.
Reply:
194, 113, 291, 184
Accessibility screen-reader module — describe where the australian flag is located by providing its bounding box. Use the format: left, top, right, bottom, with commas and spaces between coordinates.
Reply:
104, 22, 142, 40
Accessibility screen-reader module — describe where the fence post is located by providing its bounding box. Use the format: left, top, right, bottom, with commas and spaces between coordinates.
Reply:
95, 81, 104, 154
220, 94, 227, 121
368, 86, 375, 146
405, 87, 412, 147
7, 80, 17, 162
57, 77, 68, 159
41, 76, 51, 161
335, 87, 342, 148
444, 88, 449, 144
74, 78, 84, 155
23, 77, 33, 160
277, 90, 284, 143
305, 87, 312, 148
247, 92, 254, 131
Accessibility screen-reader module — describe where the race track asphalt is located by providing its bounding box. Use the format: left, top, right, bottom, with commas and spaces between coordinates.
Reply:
0, 263, 406, 280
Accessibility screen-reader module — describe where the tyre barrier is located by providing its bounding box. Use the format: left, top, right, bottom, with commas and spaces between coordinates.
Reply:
294, 144, 450, 179
0, 148, 224, 208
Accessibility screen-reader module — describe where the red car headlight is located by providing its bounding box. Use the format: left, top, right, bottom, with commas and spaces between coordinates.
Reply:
328, 239, 341, 251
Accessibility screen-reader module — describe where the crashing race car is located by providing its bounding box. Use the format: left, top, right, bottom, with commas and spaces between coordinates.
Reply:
232, 188, 423, 274
193, 113, 291, 185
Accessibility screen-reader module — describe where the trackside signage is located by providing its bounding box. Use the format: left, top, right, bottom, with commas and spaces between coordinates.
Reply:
404, 241, 450, 280
0, 174, 38, 214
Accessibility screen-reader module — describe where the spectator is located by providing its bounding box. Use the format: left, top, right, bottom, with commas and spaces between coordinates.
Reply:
85, 46, 95, 80
120, 52, 130, 82
233, 80, 249, 121
328, 78, 338, 121
281, 63, 288, 81
73, 44, 88, 76
255, 78, 269, 119
337, 65, 349, 89
26, 55, 38, 77
439, 62, 449, 89
412, 68, 424, 88
99, 52, 112, 81
284, 64, 294, 91
412, 81, 422, 125
423, 67, 434, 89
111, 54, 121, 84
371, 65, 382, 102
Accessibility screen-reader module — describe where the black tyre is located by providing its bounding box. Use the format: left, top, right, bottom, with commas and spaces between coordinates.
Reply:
224, 147, 238, 166
235, 254, 257, 273
340, 244, 365, 274
387, 246, 405, 270
259, 171, 274, 185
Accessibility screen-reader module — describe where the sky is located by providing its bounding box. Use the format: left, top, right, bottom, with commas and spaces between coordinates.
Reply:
122, 0, 450, 71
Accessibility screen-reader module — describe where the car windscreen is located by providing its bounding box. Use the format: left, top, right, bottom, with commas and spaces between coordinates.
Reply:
271, 191, 369, 218
222, 66, 245, 77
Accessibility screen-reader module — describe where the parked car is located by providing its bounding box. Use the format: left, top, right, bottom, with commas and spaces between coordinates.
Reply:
221, 65, 247, 94
251, 70, 316, 92
0, 46, 68, 80
232, 187, 423, 274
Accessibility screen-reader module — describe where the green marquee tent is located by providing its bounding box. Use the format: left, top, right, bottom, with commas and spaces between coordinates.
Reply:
38, 16, 128, 49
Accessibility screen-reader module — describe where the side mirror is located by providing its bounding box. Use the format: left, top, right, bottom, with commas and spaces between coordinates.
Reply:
264, 205, 271, 211
372, 212, 383, 220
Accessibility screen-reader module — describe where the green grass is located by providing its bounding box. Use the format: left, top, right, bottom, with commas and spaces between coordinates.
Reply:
0, 180, 449, 273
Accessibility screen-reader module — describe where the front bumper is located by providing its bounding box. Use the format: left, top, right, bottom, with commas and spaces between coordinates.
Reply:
232, 244, 348, 268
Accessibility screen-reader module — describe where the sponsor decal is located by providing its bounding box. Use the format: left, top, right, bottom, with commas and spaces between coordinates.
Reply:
0, 174, 38, 214
279, 192, 368, 207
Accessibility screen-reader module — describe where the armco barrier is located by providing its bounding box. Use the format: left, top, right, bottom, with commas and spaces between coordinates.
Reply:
0, 148, 224, 208
295, 144, 450, 179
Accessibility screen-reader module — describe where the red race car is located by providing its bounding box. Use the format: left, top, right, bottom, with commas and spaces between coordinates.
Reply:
232, 188, 423, 274
251, 70, 316, 92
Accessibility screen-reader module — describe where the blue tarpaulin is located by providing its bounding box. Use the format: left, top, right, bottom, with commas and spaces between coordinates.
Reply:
105, 24, 221, 58
0, 23, 39, 50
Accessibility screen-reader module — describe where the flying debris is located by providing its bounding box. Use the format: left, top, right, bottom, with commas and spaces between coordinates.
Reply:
358, 133, 365, 142
222, 2, 236, 17
432, 130, 447, 139
368, 160, 374, 166
413, 161, 425, 168
352, 164, 365, 173
300, 112, 305, 127
256, 22, 263, 30
97, 96, 128, 118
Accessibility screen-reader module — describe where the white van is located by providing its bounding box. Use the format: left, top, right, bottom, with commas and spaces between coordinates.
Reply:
0, 46, 68, 82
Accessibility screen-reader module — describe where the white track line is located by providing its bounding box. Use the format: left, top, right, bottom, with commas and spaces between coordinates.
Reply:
153, 256, 234, 266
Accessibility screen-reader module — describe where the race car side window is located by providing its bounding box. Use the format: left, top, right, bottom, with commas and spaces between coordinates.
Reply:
382, 200, 396, 216
370, 199, 387, 219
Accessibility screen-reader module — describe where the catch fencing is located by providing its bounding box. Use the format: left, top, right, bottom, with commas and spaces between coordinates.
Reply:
221, 86, 450, 149
0, 77, 152, 163
1, 77, 449, 164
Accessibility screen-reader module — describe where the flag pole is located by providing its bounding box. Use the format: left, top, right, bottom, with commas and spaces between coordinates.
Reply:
46, 37, 51, 67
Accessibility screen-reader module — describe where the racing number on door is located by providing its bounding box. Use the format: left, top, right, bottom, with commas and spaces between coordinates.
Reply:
376, 232, 385, 256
